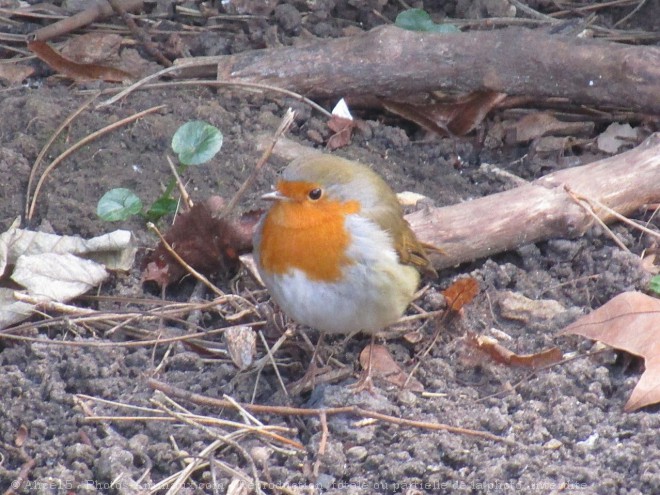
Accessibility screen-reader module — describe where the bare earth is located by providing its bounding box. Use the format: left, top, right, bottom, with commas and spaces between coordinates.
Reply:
1, 1, 659, 494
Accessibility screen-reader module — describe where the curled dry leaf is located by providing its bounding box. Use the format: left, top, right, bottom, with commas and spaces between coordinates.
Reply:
224, 325, 257, 370
0, 222, 136, 274
562, 291, 660, 411
61, 33, 123, 64
142, 197, 261, 288
28, 40, 132, 83
0, 225, 136, 329
382, 90, 506, 137
442, 277, 479, 312
0, 63, 34, 85
15, 425, 28, 447
12, 253, 108, 301
466, 333, 563, 369
359, 344, 423, 391
326, 115, 356, 150
506, 112, 594, 143
596, 122, 639, 154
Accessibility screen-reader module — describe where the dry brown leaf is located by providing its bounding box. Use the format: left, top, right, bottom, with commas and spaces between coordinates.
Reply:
142, 197, 261, 287
326, 115, 356, 150
359, 344, 423, 391
466, 333, 563, 369
562, 291, 660, 411
507, 112, 594, 143
442, 277, 479, 312
61, 33, 122, 64
28, 40, 133, 82
0, 63, 34, 85
382, 90, 506, 137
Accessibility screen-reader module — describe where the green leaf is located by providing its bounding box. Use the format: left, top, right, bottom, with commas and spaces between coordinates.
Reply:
171, 121, 223, 166
145, 197, 178, 222
650, 275, 660, 295
97, 188, 142, 221
395, 9, 459, 33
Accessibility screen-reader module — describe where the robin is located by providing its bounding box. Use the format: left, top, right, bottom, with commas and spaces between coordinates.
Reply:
253, 154, 436, 385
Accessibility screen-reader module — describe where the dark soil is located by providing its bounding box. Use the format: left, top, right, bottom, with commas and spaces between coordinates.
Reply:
1, 1, 659, 494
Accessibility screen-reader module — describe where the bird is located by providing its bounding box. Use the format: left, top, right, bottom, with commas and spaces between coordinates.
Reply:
253, 154, 436, 385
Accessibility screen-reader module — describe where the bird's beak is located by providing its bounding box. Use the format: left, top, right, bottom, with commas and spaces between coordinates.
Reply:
261, 190, 286, 201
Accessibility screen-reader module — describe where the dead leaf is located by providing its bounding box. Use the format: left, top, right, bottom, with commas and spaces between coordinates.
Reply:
0, 63, 34, 85
12, 253, 108, 301
466, 333, 563, 369
506, 112, 594, 143
0, 224, 136, 275
596, 122, 639, 154
499, 291, 565, 323
562, 291, 660, 411
396, 191, 429, 207
359, 344, 423, 391
382, 90, 506, 137
442, 277, 479, 312
60, 33, 122, 64
28, 39, 133, 82
0, 288, 36, 330
224, 326, 256, 370
142, 197, 260, 288
15, 425, 28, 447
326, 115, 356, 150
0, 224, 136, 329
326, 100, 356, 150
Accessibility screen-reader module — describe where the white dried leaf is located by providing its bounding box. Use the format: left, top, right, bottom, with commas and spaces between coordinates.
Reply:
0, 228, 136, 273
331, 98, 353, 120
397, 191, 428, 206
227, 477, 249, 495
596, 123, 638, 154
239, 253, 264, 286
12, 253, 108, 301
0, 288, 35, 330
224, 325, 256, 370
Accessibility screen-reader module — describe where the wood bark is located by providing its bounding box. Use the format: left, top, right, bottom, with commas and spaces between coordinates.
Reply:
407, 133, 660, 270
174, 25, 660, 113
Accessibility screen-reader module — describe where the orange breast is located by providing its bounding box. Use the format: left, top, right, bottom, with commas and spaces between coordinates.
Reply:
259, 198, 360, 282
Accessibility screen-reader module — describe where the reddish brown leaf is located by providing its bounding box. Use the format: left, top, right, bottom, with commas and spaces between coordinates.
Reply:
27, 40, 132, 83
326, 115, 356, 150
359, 344, 423, 391
382, 90, 506, 137
61, 33, 122, 64
562, 291, 660, 411
466, 333, 563, 369
142, 197, 261, 288
442, 277, 479, 312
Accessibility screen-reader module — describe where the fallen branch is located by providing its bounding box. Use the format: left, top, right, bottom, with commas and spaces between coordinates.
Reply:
173, 25, 660, 113
148, 379, 512, 444
408, 133, 660, 269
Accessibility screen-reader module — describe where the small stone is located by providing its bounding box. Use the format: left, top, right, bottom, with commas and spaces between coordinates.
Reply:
346, 446, 368, 461
544, 438, 563, 450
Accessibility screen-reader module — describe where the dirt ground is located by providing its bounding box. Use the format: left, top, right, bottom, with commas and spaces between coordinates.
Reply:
1, 1, 659, 494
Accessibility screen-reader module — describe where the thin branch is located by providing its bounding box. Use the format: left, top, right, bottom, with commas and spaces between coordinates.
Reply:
27, 105, 165, 220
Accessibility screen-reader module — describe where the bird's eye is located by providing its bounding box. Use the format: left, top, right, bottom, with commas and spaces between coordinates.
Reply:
308, 188, 323, 200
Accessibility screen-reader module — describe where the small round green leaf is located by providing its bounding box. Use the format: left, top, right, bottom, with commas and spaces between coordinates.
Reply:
395, 8, 459, 33
97, 188, 142, 221
650, 275, 660, 295
171, 121, 223, 166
